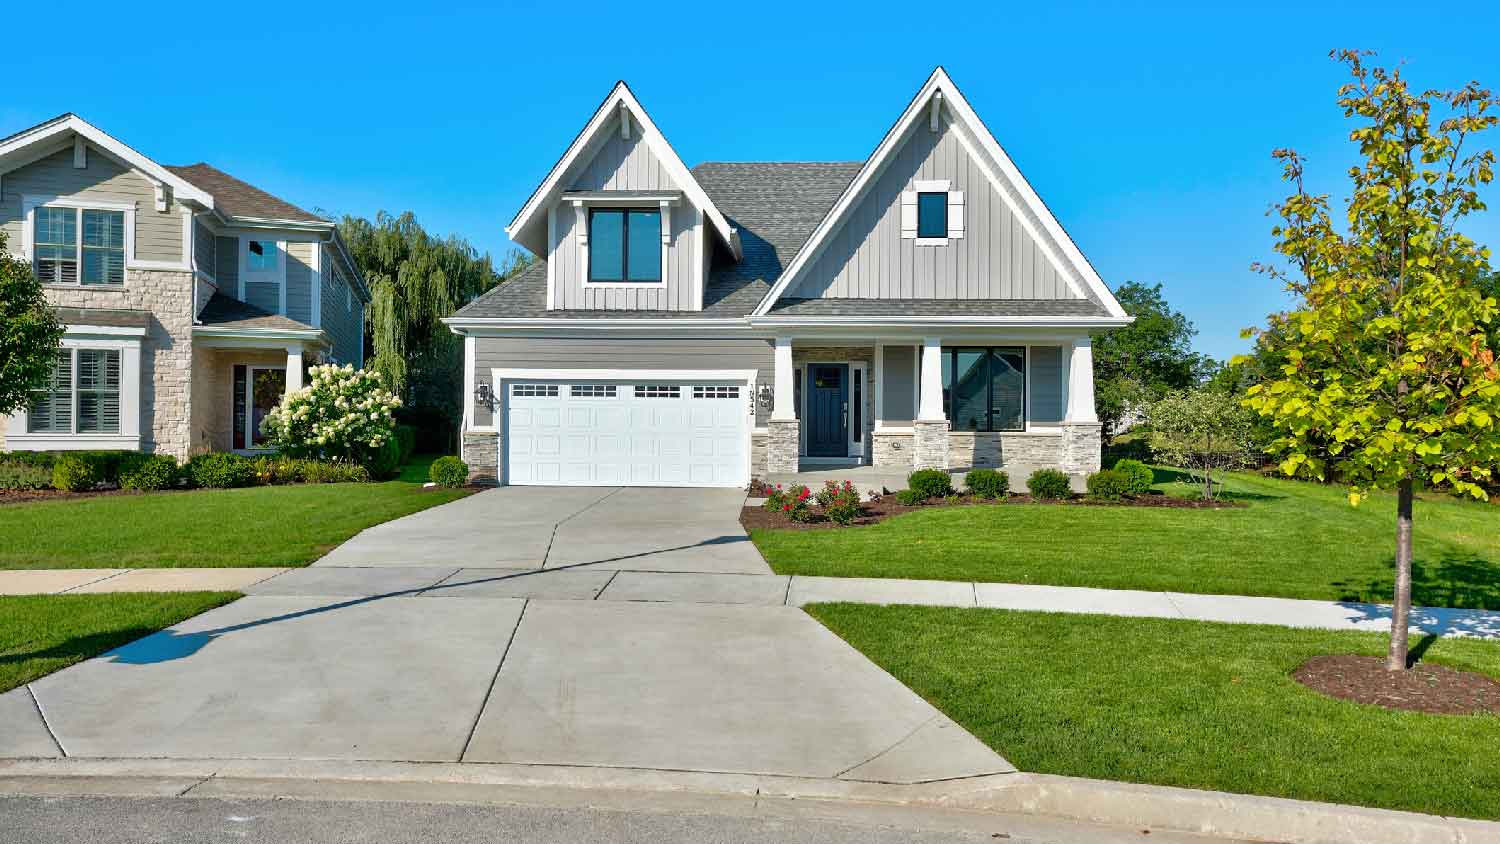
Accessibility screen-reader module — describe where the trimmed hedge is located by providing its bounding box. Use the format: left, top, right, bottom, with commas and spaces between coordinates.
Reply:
1027, 468, 1072, 500
907, 469, 953, 500
119, 454, 179, 491
364, 438, 403, 480
0, 461, 51, 490
894, 488, 927, 506
964, 468, 1009, 500
185, 452, 257, 489
1112, 459, 1155, 495
52, 456, 101, 492
430, 456, 469, 488
1086, 468, 1133, 501
301, 461, 370, 484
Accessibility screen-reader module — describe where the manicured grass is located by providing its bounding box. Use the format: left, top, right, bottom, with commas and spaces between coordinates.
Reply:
0, 455, 471, 570
0, 592, 239, 693
808, 603, 1500, 820
753, 470, 1500, 609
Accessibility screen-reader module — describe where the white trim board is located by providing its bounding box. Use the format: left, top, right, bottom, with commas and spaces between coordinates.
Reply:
505, 81, 741, 261
0, 115, 213, 209
751, 67, 1129, 320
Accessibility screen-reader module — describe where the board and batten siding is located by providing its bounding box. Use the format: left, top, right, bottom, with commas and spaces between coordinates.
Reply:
471, 336, 774, 428
788, 109, 1079, 302
547, 113, 698, 311
0, 145, 183, 264
285, 241, 315, 324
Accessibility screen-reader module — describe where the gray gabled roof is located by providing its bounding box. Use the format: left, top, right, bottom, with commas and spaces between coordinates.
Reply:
166, 163, 326, 224
197, 292, 317, 331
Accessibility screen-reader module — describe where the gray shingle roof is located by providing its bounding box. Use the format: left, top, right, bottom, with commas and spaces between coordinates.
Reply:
767, 298, 1110, 317
166, 163, 326, 223
197, 293, 316, 331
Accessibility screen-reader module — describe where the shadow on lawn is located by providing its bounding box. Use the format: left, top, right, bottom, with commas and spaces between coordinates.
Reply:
1150, 468, 1284, 502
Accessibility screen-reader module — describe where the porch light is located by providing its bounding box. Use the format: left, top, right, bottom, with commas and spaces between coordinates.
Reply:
757, 384, 774, 411
475, 382, 491, 406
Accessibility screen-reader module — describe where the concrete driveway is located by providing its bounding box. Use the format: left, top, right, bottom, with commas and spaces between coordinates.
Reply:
2, 487, 1010, 785
315, 487, 770, 574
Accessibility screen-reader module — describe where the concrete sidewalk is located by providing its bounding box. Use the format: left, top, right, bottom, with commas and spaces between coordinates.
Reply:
5, 565, 1499, 638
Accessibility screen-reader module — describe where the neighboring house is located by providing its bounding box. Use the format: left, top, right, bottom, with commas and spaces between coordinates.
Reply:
0, 114, 369, 459
446, 68, 1131, 488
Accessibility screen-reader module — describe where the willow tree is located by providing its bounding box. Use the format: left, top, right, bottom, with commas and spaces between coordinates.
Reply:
1243, 51, 1500, 671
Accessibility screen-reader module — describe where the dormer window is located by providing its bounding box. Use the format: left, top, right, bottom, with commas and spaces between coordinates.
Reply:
916, 192, 947, 238
588, 208, 662, 283
901, 180, 965, 245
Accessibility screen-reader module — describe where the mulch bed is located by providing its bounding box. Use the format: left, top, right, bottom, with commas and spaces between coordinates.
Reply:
0, 481, 478, 506
1294, 655, 1500, 715
742, 491, 1239, 531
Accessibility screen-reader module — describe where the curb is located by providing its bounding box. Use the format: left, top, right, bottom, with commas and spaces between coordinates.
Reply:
0, 758, 1492, 844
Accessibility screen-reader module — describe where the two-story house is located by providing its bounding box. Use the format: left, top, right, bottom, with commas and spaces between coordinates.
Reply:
0, 114, 368, 459
445, 68, 1131, 488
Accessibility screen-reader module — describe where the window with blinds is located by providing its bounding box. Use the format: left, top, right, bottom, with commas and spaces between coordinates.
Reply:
34, 207, 78, 284
81, 210, 126, 285
27, 348, 121, 434
33, 207, 125, 286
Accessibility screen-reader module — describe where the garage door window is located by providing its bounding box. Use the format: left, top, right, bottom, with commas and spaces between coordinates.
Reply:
570, 384, 617, 398
635, 385, 680, 399
692, 386, 739, 399
512, 384, 559, 397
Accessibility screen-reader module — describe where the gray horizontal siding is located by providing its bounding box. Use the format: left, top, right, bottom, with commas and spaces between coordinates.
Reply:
472, 336, 773, 427
193, 220, 215, 276
790, 109, 1077, 302
320, 247, 363, 365
286, 241, 314, 324
215, 236, 238, 293
0, 144, 183, 264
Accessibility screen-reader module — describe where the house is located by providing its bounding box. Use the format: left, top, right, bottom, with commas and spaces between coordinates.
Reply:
444, 68, 1130, 488
0, 114, 368, 459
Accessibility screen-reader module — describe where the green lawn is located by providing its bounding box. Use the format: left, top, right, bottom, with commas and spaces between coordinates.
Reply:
0, 592, 239, 693
753, 471, 1500, 609
808, 603, 1500, 820
0, 455, 470, 570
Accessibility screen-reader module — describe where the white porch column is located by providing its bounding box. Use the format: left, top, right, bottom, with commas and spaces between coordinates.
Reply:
1064, 337, 1097, 423
917, 336, 945, 421
284, 344, 304, 398
772, 336, 795, 421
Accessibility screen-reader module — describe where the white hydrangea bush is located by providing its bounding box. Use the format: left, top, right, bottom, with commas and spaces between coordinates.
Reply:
260, 363, 402, 463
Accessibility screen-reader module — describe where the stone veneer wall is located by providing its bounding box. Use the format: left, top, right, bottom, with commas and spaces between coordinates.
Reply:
766, 420, 800, 473
750, 431, 768, 479
462, 431, 499, 485
871, 431, 914, 469
43, 269, 195, 459
191, 349, 292, 453
1060, 423, 1103, 476
948, 431, 1065, 470
912, 420, 950, 470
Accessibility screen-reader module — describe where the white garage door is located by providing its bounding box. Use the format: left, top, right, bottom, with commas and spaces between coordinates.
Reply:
505, 380, 750, 487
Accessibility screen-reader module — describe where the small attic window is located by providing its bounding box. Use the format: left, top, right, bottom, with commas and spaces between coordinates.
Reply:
917, 192, 947, 238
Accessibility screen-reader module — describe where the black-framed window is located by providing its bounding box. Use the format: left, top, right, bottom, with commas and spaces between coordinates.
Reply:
588, 208, 662, 282
941, 347, 1025, 432
916, 192, 947, 238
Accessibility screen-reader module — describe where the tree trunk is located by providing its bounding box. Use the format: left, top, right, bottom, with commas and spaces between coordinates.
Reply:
1386, 477, 1414, 671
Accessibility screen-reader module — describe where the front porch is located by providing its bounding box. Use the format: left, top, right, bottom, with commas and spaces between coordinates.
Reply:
189, 334, 322, 454
757, 336, 1101, 488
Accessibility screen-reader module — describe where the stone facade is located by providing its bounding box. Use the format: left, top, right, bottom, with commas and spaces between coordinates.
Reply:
750, 431, 768, 479
42, 269, 195, 460
190, 348, 294, 453
1060, 422, 1103, 476
948, 431, 1064, 470
872, 430, 914, 469
766, 419, 800, 474
462, 430, 500, 485
912, 420, 950, 470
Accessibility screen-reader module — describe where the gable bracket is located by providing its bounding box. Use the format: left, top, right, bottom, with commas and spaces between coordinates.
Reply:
619, 103, 631, 139
929, 92, 943, 133
73, 136, 87, 168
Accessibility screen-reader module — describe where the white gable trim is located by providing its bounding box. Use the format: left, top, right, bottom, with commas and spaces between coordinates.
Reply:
752, 68, 1127, 319
0, 114, 215, 209
505, 82, 741, 262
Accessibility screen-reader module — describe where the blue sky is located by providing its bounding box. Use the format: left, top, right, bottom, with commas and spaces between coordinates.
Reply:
6, 1, 1498, 360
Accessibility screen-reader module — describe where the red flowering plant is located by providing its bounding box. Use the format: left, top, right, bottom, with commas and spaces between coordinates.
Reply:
779, 484, 813, 522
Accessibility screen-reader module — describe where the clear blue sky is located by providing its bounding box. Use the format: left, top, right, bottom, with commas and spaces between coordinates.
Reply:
7, 1, 1498, 361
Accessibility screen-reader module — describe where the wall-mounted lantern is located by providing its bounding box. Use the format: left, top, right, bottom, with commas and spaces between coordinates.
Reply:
475, 382, 492, 408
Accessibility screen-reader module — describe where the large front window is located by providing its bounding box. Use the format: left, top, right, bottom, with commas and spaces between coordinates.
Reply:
588, 208, 662, 282
28, 349, 121, 434
941, 347, 1025, 432
34, 207, 124, 286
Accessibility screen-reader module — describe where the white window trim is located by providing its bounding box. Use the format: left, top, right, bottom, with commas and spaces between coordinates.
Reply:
577, 199, 674, 290
239, 237, 287, 313
4, 333, 142, 450
21, 197, 136, 286
236, 364, 287, 451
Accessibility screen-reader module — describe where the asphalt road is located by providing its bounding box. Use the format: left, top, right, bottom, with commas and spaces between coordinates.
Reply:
0, 793, 1223, 844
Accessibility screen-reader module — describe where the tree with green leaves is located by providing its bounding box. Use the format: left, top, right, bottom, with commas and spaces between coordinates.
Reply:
0, 231, 64, 415
1242, 51, 1500, 671
1091, 281, 1212, 441
1147, 387, 1257, 500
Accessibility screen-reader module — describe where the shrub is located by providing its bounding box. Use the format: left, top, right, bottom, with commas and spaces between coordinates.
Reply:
771, 484, 813, 522
251, 456, 308, 485
894, 488, 927, 506
185, 452, 256, 489
364, 438, 403, 480
393, 424, 417, 465
301, 460, 370, 484
0, 460, 52, 490
1086, 468, 1133, 501
815, 479, 860, 508
51, 456, 100, 492
1027, 468, 1072, 500
1112, 459, 1155, 495
118, 454, 179, 491
825, 499, 860, 525
964, 468, 1009, 500
430, 456, 469, 488
907, 469, 953, 500
259, 363, 402, 465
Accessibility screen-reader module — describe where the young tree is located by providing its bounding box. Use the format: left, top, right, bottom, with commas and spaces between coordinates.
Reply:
1092, 281, 1213, 440
1243, 52, 1500, 671
1146, 388, 1257, 500
0, 231, 64, 415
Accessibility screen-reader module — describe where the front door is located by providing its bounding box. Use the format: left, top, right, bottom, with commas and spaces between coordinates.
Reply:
806, 364, 848, 457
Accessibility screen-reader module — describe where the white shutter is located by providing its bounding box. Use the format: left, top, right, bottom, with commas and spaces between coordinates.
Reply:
900, 191, 918, 238
947, 191, 965, 239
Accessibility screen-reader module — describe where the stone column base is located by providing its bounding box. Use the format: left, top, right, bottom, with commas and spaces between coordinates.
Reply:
913, 419, 951, 470
461, 431, 500, 485
872, 431, 914, 469
1060, 422, 1103, 478
766, 419, 800, 474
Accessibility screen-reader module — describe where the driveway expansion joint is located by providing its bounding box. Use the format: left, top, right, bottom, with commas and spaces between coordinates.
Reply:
57, 570, 128, 594
25, 685, 66, 758
459, 599, 530, 763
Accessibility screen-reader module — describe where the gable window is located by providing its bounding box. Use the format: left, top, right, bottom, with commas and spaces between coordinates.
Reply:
588, 208, 661, 283
941, 347, 1025, 432
247, 240, 279, 273
916, 192, 947, 238
33, 207, 125, 286
28, 349, 121, 434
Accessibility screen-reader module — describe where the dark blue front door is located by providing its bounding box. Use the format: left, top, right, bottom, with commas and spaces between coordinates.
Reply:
807, 364, 848, 457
